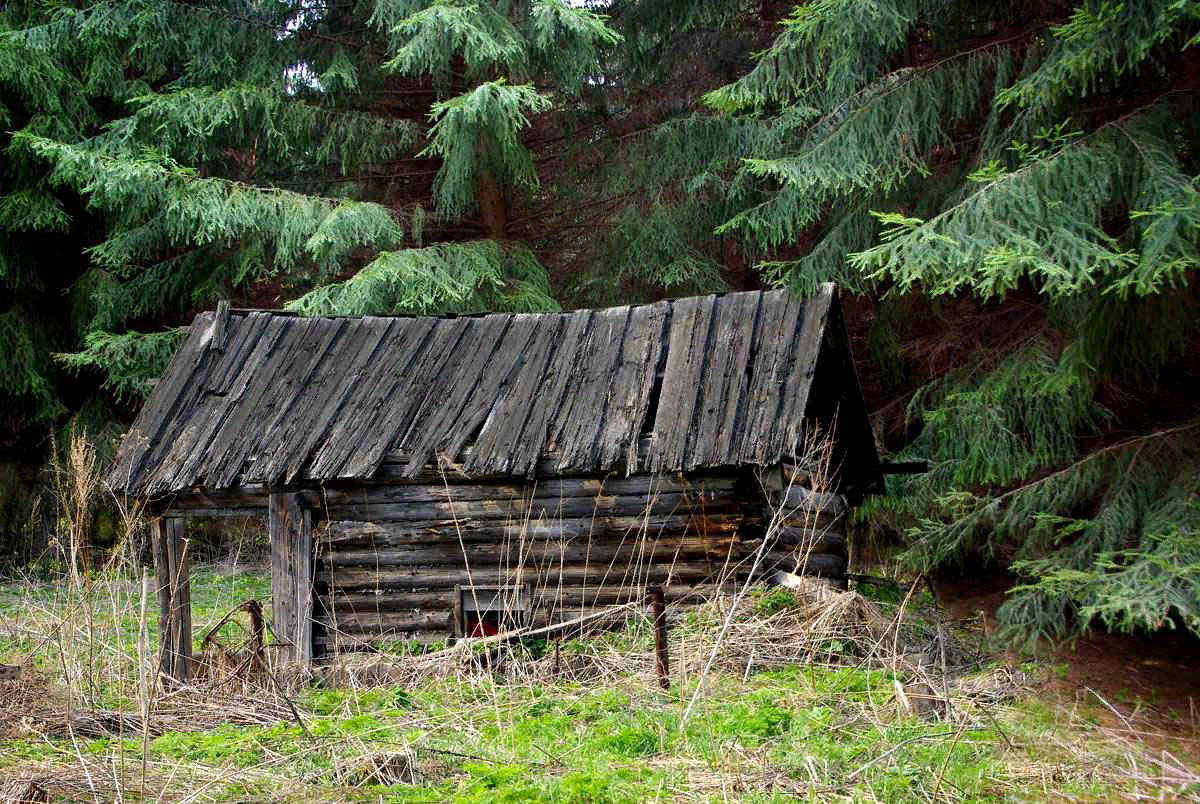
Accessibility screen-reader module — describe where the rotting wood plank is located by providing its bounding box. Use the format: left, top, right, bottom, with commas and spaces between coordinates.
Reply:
557, 306, 633, 471
710, 292, 763, 467
318, 317, 454, 481
153, 315, 290, 495
650, 296, 717, 472
322, 534, 745, 569
399, 315, 524, 476
393, 314, 511, 459
772, 284, 834, 460
210, 300, 231, 353
317, 491, 739, 523
350, 316, 492, 480
152, 517, 191, 684
241, 318, 347, 486
317, 514, 751, 548
689, 295, 748, 468
544, 308, 622, 467
107, 313, 218, 494
175, 314, 298, 491
321, 561, 742, 592
433, 314, 543, 472
304, 317, 439, 479
595, 303, 669, 472
303, 475, 739, 508
210, 318, 336, 488
269, 492, 313, 666
468, 315, 566, 476
325, 582, 738, 615
735, 294, 799, 464
282, 318, 400, 484
122, 310, 244, 494
500, 310, 592, 476
321, 610, 454, 634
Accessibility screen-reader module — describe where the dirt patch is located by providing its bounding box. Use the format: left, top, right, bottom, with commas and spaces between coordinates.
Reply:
934, 568, 1200, 765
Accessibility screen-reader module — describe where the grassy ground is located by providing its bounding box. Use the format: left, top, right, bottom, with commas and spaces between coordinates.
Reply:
1, 564, 1197, 802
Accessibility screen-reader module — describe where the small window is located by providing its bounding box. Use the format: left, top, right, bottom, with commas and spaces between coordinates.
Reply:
454, 584, 531, 637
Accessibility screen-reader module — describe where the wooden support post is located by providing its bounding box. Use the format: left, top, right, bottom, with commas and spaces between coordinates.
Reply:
648, 582, 669, 690
152, 516, 191, 684
270, 492, 313, 666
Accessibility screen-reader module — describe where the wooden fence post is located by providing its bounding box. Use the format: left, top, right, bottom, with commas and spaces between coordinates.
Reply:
269, 492, 313, 666
648, 582, 669, 690
152, 516, 191, 684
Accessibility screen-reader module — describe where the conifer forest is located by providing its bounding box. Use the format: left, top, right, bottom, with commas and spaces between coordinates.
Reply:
1, 1, 1200, 799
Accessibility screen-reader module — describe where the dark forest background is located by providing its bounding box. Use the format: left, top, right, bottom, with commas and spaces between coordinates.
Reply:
2, 0, 1198, 645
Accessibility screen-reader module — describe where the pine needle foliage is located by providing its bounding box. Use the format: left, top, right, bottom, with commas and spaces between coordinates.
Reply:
421, 81, 551, 218
703, 0, 1200, 641
2, 0, 629, 430
286, 240, 557, 314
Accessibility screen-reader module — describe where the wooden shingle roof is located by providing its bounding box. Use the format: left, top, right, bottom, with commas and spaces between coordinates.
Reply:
107, 283, 880, 497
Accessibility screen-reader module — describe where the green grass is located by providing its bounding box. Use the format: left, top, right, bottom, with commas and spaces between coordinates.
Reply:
1, 567, 1195, 801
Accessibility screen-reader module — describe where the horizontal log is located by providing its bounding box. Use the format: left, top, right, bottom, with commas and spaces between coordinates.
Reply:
322, 534, 746, 569
774, 527, 846, 556
320, 561, 742, 592
321, 610, 455, 634
319, 514, 752, 548
761, 483, 848, 516
321, 582, 739, 614
303, 475, 739, 509
757, 552, 845, 578
320, 492, 742, 522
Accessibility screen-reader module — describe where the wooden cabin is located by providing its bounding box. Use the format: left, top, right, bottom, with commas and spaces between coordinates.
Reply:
106, 284, 882, 679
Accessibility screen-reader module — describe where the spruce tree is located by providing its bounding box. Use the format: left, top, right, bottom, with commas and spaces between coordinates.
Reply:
695, 0, 1200, 642
0, 0, 640, 442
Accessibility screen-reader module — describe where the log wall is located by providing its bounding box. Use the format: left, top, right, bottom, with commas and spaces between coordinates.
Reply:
313, 468, 847, 653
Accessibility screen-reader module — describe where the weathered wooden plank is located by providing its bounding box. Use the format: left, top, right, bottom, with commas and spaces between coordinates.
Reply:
211, 317, 339, 488
763, 484, 848, 516
757, 551, 845, 578
152, 517, 191, 684
330, 316, 461, 480
152, 315, 290, 495
194, 316, 312, 490
270, 492, 313, 665
710, 293, 762, 466
500, 310, 593, 476
372, 317, 494, 473
595, 303, 670, 472
326, 582, 738, 613
561, 306, 633, 471
321, 610, 455, 634
240, 318, 348, 485
393, 315, 510, 460
282, 318, 400, 483
318, 514, 751, 548
650, 295, 717, 472
323, 534, 745, 569
317, 491, 740, 523
400, 315, 529, 475
736, 292, 803, 464
321, 562, 737, 592
772, 284, 834, 460
306, 317, 441, 479
774, 527, 846, 555
544, 307, 628, 470
107, 312, 218, 494
468, 315, 565, 476
439, 314, 544, 469
304, 475, 738, 508
689, 295, 742, 468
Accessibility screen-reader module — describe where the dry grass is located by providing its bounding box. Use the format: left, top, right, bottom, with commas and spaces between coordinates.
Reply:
2, 430, 1198, 801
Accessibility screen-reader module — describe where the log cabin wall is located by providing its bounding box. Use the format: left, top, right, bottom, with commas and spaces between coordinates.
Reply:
308, 466, 848, 655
